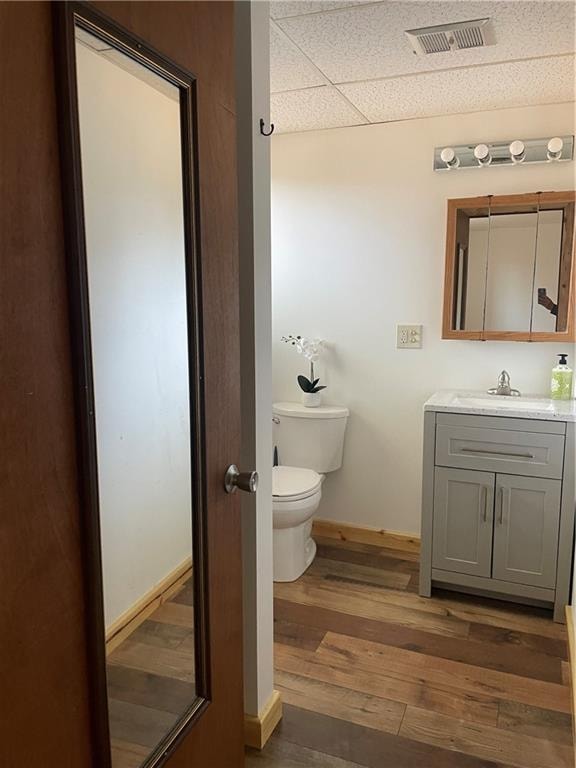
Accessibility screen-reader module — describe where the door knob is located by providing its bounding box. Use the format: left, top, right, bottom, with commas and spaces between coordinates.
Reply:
224, 465, 258, 494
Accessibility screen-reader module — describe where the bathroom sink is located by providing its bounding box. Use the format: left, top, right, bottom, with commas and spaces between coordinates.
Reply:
452, 395, 555, 412
424, 390, 576, 422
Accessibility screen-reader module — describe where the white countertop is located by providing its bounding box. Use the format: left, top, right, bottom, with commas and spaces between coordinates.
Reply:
424, 390, 576, 422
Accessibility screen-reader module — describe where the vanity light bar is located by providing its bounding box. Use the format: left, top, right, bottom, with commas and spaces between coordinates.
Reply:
434, 135, 574, 171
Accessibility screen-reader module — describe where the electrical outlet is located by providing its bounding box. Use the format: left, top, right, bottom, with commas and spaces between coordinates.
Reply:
397, 324, 423, 349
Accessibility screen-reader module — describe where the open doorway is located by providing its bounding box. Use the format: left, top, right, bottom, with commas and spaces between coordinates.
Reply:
247, 1, 576, 766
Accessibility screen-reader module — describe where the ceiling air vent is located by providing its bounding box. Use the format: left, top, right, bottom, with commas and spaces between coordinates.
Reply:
405, 18, 495, 56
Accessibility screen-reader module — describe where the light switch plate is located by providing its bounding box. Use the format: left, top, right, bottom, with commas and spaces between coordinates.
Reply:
397, 324, 422, 349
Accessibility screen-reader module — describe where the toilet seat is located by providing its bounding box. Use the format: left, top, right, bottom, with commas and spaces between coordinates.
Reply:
272, 465, 322, 502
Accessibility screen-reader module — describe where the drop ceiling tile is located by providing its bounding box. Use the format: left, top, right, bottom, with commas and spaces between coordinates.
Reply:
277, 1, 576, 83
339, 55, 576, 123
270, 1, 370, 20
270, 23, 326, 93
271, 85, 368, 132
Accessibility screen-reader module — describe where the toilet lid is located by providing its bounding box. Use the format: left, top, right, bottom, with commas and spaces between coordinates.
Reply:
273, 466, 322, 500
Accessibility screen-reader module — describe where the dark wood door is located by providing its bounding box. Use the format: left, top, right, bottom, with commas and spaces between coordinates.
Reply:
0, 3, 244, 766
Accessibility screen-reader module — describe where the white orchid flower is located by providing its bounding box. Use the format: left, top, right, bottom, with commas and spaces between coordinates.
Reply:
297, 337, 324, 362
280, 335, 327, 393
294, 337, 308, 355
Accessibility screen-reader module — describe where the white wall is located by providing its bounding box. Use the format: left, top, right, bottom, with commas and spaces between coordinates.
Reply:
272, 102, 575, 535
77, 43, 192, 627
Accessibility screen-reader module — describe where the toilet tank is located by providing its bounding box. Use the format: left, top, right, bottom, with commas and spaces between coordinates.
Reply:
273, 402, 349, 473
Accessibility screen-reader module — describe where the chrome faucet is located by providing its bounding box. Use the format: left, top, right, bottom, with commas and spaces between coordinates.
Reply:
487, 370, 521, 397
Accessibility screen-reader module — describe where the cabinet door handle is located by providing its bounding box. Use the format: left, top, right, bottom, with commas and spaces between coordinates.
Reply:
480, 485, 488, 522
498, 486, 509, 525
461, 447, 535, 460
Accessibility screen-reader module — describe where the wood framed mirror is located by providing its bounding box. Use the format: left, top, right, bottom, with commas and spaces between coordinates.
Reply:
442, 191, 575, 341
54, 4, 210, 766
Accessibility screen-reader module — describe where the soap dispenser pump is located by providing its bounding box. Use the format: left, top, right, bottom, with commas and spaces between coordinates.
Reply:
551, 354, 573, 401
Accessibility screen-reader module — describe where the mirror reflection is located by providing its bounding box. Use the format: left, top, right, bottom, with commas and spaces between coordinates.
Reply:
452, 205, 490, 331
448, 196, 574, 337
75, 24, 196, 768
476, 212, 539, 332
532, 210, 567, 333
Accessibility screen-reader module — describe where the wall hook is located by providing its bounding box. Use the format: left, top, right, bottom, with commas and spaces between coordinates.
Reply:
260, 118, 274, 137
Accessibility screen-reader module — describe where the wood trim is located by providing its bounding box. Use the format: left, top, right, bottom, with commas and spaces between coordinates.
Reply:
312, 519, 420, 555
565, 606, 576, 766
442, 191, 576, 342
244, 689, 283, 750
105, 558, 192, 654
447, 191, 576, 210
441, 329, 483, 340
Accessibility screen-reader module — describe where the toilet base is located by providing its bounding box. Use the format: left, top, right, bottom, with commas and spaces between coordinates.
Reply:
273, 519, 317, 582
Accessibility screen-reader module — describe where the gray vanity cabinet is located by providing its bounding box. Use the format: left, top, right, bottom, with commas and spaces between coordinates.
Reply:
432, 468, 494, 578
420, 411, 575, 622
492, 474, 561, 589
433, 468, 561, 587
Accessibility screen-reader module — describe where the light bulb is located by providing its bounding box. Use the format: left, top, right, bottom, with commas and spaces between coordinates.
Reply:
440, 147, 459, 169
509, 140, 525, 164
547, 137, 563, 161
474, 143, 491, 166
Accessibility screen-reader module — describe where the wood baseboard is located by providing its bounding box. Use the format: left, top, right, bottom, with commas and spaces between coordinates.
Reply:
244, 689, 283, 750
106, 557, 192, 655
565, 606, 576, 766
312, 519, 420, 554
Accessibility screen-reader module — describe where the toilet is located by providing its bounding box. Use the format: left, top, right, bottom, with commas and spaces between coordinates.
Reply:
272, 402, 349, 582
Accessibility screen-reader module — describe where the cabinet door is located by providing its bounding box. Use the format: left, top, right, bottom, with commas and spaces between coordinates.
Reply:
432, 467, 494, 577
493, 474, 561, 588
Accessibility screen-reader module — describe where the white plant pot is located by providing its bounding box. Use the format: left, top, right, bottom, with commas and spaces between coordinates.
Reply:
301, 391, 321, 407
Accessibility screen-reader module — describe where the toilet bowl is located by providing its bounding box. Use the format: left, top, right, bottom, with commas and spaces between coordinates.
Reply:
273, 465, 323, 582
272, 402, 349, 582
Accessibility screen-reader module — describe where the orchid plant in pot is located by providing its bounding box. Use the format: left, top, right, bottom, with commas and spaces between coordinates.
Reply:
281, 335, 326, 407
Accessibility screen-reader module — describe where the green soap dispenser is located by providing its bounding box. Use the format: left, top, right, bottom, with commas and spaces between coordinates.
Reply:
551, 354, 573, 400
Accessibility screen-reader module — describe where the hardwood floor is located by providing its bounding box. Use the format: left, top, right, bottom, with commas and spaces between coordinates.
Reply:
107, 578, 195, 768
247, 536, 572, 768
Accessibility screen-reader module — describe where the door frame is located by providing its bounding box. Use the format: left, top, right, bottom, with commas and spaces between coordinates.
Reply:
53, 3, 211, 765
235, 0, 277, 737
